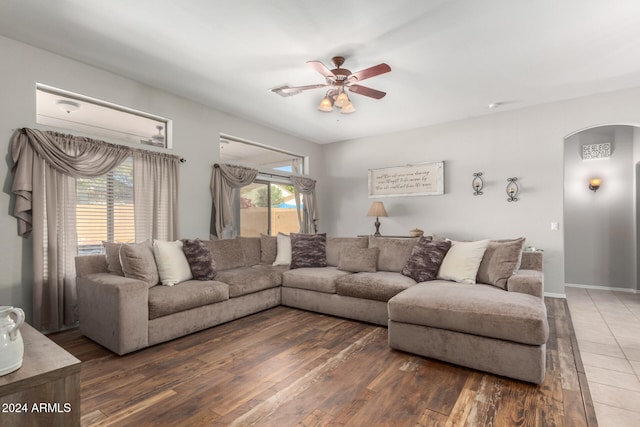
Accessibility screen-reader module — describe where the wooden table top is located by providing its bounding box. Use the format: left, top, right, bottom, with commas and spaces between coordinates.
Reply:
0, 323, 81, 397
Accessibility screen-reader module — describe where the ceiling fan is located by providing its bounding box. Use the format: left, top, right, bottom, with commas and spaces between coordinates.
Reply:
271, 56, 391, 113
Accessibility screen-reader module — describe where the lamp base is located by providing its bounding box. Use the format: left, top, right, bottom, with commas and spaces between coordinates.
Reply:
374, 218, 381, 236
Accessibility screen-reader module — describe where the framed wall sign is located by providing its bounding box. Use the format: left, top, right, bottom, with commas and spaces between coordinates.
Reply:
582, 142, 611, 160
368, 161, 444, 197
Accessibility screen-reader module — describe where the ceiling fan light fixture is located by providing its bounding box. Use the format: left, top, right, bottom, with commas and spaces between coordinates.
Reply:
318, 96, 333, 112
334, 91, 350, 108
340, 101, 356, 114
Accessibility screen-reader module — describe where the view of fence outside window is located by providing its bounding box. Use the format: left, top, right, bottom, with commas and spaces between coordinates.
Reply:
239, 181, 301, 237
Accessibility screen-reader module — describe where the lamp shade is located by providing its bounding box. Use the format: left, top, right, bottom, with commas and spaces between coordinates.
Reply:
334, 92, 349, 108
367, 201, 388, 217
318, 96, 333, 112
340, 101, 356, 114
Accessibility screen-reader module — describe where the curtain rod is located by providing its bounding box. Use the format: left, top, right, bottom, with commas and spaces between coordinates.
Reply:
213, 163, 289, 179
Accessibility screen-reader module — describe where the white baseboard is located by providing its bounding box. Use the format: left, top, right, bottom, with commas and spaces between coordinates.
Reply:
544, 292, 566, 299
564, 283, 639, 294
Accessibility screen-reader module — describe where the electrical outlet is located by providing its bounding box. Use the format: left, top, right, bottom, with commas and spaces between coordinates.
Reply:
551, 222, 559, 231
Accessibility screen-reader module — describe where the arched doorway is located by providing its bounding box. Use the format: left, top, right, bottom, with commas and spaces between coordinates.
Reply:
563, 124, 640, 291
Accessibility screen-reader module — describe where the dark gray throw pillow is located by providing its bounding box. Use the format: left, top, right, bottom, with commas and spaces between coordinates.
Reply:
182, 239, 217, 280
401, 237, 451, 282
289, 233, 328, 269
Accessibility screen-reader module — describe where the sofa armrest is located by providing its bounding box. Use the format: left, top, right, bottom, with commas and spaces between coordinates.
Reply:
506, 269, 544, 299
77, 273, 149, 355
75, 255, 108, 277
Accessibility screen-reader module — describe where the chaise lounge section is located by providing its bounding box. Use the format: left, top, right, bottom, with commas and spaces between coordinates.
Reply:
387, 254, 548, 384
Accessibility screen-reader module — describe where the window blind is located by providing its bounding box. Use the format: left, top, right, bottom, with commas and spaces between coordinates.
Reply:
76, 156, 134, 254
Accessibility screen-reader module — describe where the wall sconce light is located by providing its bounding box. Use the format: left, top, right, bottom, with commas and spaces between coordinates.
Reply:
589, 177, 602, 192
472, 172, 484, 195
506, 177, 519, 202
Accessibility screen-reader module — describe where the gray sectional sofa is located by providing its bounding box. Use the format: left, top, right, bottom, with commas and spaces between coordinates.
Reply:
75, 235, 548, 383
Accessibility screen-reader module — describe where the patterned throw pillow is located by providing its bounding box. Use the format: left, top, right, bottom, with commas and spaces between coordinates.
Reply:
401, 237, 451, 282
182, 239, 217, 280
289, 233, 328, 269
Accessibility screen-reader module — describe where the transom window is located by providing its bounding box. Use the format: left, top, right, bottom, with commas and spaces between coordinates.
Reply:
36, 83, 172, 148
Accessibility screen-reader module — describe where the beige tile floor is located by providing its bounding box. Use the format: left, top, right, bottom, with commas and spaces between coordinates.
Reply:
565, 286, 640, 427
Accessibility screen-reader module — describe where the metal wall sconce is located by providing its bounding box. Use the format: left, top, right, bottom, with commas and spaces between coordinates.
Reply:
589, 177, 602, 192
472, 172, 484, 195
506, 177, 519, 202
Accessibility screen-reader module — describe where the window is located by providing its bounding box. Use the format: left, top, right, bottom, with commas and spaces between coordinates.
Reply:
36, 83, 172, 148
76, 157, 134, 255
220, 135, 307, 237
239, 181, 300, 237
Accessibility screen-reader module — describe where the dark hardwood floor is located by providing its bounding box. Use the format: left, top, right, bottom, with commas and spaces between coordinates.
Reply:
48, 298, 597, 426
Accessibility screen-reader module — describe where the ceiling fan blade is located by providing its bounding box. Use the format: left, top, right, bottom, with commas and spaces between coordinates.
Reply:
348, 63, 391, 82
307, 61, 337, 80
271, 84, 328, 97
348, 84, 387, 99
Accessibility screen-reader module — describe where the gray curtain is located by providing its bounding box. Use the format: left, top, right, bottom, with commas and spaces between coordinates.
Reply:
11, 128, 179, 330
133, 150, 180, 242
210, 163, 258, 238
290, 175, 318, 234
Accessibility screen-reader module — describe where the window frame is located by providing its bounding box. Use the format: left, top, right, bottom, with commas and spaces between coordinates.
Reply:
36, 83, 173, 149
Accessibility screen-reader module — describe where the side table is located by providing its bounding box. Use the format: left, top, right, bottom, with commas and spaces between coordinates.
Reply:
0, 322, 81, 426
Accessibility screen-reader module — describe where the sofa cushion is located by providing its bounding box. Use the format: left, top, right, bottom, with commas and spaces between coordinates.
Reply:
205, 239, 246, 271
368, 236, 419, 272
338, 247, 378, 273
120, 240, 159, 287
215, 265, 284, 297
153, 240, 193, 286
401, 238, 451, 282
476, 238, 525, 289
237, 237, 261, 266
260, 234, 277, 264
273, 233, 292, 266
326, 237, 369, 267
290, 233, 328, 269
148, 280, 229, 319
437, 239, 490, 284
388, 281, 549, 346
335, 271, 417, 302
181, 239, 216, 280
282, 266, 351, 294
103, 241, 124, 276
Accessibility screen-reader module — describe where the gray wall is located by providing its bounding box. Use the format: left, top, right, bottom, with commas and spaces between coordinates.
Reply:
319, 90, 640, 296
0, 35, 323, 321
564, 126, 636, 289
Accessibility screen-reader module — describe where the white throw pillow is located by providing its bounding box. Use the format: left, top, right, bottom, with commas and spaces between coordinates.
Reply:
153, 240, 193, 286
437, 239, 490, 284
272, 233, 292, 266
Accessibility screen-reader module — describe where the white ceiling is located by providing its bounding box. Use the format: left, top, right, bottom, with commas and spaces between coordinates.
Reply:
2, 0, 640, 144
